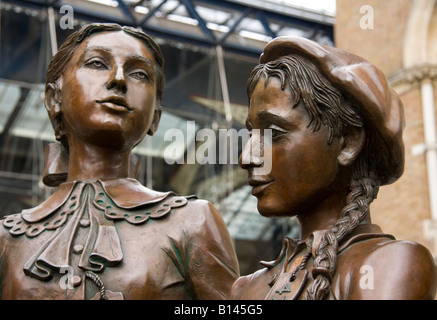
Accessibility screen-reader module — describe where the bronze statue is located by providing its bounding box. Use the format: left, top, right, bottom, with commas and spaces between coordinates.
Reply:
0, 23, 239, 300
232, 36, 437, 300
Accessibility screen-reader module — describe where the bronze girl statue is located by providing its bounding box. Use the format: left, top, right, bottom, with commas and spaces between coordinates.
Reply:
0, 23, 239, 300
232, 36, 437, 300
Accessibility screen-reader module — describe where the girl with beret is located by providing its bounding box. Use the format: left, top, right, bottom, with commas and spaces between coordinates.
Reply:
232, 36, 436, 300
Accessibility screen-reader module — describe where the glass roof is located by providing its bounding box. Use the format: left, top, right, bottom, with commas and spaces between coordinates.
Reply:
264, 0, 335, 15
0, 83, 21, 132
219, 185, 300, 241
77, 0, 335, 52
220, 185, 274, 241
10, 85, 53, 142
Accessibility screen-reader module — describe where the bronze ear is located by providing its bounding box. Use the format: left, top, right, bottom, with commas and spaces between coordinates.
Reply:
44, 82, 62, 116
45, 81, 66, 143
147, 105, 162, 136
337, 126, 366, 167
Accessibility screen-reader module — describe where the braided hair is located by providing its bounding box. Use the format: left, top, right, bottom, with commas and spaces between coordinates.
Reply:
247, 55, 381, 300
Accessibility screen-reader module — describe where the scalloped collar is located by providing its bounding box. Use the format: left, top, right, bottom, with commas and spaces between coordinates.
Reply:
2, 178, 190, 283
21, 178, 172, 223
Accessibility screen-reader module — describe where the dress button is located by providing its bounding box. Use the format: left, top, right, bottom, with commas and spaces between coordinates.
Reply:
73, 244, 84, 254
71, 275, 82, 287
79, 219, 90, 227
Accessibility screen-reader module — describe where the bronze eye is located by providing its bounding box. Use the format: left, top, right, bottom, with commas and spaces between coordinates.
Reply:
268, 127, 287, 140
85, 58, 107, 70
129, 68, 151, 81
130, 71, 148, 80
271, 128, 281, 138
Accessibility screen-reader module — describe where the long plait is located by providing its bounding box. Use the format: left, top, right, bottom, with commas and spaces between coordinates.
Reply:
305, 159, 379, 300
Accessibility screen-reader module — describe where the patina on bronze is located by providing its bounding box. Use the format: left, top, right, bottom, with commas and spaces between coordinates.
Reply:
232, 36, 437, 300
0, 23, 239, 300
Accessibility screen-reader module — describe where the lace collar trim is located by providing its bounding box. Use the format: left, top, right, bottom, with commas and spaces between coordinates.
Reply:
3, 179, 190, 280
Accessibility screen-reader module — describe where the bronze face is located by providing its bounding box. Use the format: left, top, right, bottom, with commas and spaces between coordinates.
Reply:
240, 76, 345, 219
60, 31, 159, 151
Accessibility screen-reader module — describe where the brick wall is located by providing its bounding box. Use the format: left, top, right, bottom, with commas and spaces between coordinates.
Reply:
335, 0, 412, 75
335, 0, 435, 252
372, 86, 432, 247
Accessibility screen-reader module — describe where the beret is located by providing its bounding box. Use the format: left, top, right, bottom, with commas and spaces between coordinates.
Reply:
259, 36, 405, 185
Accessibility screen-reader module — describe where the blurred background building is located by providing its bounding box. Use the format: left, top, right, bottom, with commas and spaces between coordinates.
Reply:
336, 0, 437, 263
1, 0, 436, 277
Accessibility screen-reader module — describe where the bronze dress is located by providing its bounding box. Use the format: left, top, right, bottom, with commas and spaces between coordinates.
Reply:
0, 178, 239, 300
231, 223, 436, 300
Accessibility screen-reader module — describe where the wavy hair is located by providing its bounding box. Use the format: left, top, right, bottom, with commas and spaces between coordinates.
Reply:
46, 23, 164, 101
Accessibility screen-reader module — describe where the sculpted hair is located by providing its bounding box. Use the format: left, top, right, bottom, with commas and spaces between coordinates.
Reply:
45, 23, 165, 149
46, 23, 165, 102
247, 55, 381, 300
